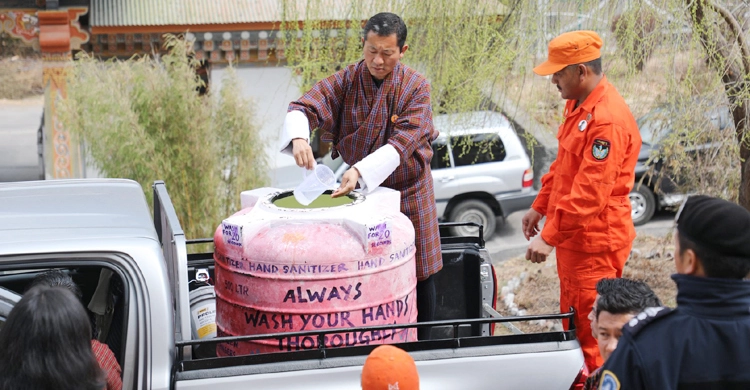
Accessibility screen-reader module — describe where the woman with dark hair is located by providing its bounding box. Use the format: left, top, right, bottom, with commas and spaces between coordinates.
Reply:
0, 285, 104, 390
27, 269, 123, 390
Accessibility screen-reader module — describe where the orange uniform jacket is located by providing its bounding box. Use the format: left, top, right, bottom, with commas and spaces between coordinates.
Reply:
533, 77, 641, 252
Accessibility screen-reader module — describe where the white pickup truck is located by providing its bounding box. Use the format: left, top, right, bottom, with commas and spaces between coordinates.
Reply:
0, 179, 585, 389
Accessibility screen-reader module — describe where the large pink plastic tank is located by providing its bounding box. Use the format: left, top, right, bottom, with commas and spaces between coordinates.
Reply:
213, 187, 417, 356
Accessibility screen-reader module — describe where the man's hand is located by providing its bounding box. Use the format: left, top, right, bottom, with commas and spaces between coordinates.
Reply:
521, 208, 543, 241
525, 236, 554, 264
292, 138, 315, 170
331, 167, 360, 198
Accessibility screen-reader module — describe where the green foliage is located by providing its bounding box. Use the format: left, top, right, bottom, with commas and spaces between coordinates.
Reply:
59, 35, 268, 241
279, 0, 749, 204
610, 5, 659, 72
637, 97, 739, 201
403, 1, 516, 115
280, 0, 515, 115
280, 0, 370, 91
280, 0, 519, 176
494, 0, 747, 203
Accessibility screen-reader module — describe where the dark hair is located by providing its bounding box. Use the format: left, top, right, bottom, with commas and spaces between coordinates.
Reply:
566, 58, 602, 75
0, 286, 104, 390
678, 230, 750, 279
595, 278, 661, 319
583, 58, 602, 75
29, 269, 82, 299
363, 12, 407, 50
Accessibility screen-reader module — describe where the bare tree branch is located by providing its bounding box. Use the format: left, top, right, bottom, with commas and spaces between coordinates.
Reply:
707, 0, 750, 74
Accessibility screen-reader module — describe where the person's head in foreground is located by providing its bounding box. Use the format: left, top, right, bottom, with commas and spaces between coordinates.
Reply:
28, 268, 83, 298
675, 195, 750, 279
361, 344, 419, 390
595, 196, 750, 388
533, 30, 604, 102
0, 285, 104, 390
592, 278, 662, 361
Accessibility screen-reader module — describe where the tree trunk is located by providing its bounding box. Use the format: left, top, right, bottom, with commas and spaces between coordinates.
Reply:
735, 105, 750, 210
690, 0, 750, 210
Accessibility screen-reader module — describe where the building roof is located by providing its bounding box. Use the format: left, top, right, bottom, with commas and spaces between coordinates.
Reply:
91, 0, 278, 27
90, 0, 507, 29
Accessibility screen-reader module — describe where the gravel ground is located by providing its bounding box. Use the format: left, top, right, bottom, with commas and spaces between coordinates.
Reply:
493, 234, 677, 334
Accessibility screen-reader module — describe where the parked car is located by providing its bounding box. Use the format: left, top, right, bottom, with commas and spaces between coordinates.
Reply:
321, 111, 537, 238
630, 102, 735, 225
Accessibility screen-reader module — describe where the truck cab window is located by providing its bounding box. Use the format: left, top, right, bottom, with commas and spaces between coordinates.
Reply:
0, 265, 126, 388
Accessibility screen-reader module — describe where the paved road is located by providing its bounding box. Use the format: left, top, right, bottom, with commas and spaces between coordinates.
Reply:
486, 209, 675, 263
0, 97, 44, 182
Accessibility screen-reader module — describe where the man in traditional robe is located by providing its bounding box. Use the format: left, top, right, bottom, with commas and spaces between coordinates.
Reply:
280, 12, 442, 339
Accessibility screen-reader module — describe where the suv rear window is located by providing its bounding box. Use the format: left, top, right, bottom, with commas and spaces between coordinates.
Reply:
431, 141, 451, 170
452, 133, 506, 167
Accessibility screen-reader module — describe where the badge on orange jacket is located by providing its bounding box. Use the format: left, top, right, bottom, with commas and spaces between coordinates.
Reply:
578, 113, 592, 132
592, 139, 610, 161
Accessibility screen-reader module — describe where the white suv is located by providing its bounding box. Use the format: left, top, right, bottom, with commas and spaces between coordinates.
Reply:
322, 111, 537, 238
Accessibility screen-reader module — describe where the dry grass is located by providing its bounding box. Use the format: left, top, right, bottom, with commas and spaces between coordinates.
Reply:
493, 234, 678, 333
622, 235, 678, 307
0, 57, 43, 100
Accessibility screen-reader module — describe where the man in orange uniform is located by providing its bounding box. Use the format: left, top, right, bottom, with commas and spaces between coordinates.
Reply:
522, 31, 641, 372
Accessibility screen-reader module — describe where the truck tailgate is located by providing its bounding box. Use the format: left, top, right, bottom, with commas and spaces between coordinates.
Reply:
175, 340, 583, 390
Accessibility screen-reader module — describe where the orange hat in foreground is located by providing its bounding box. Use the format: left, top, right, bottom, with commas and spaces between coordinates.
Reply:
533, 30, 603, 76
361, 345, 419, 390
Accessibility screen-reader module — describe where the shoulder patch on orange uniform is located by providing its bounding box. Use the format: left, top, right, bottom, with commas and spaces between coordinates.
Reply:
592, 138, 610, 160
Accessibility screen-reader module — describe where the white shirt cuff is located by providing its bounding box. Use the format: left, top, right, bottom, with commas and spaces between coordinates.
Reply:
353, 144, 400, 193
280, 110, 310, 155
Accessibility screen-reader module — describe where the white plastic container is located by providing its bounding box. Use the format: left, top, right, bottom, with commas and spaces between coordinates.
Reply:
189, 285, 217, 340
293, 164, 336, 205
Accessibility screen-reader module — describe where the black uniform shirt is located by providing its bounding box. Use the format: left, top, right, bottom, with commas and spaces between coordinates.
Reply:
599, 274, 750, 390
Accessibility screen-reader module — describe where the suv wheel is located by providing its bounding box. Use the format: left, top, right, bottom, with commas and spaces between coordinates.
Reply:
630, 185, 656, 226
449, 200, 496, 238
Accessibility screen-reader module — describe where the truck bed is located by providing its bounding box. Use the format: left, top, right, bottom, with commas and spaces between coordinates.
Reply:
177, 227, 584, 389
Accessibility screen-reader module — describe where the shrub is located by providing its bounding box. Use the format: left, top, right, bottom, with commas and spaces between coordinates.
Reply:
59, 35, 268, 242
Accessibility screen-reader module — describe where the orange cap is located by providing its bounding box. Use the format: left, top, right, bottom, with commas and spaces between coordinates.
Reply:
533, 30, 603, 76
361, 345, 419, 390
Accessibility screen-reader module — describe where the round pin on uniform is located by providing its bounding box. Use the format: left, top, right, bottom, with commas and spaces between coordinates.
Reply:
578, 120, 588, 131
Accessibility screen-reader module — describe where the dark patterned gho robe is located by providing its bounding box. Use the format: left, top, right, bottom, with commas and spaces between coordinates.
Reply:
288, 60, 442, 280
